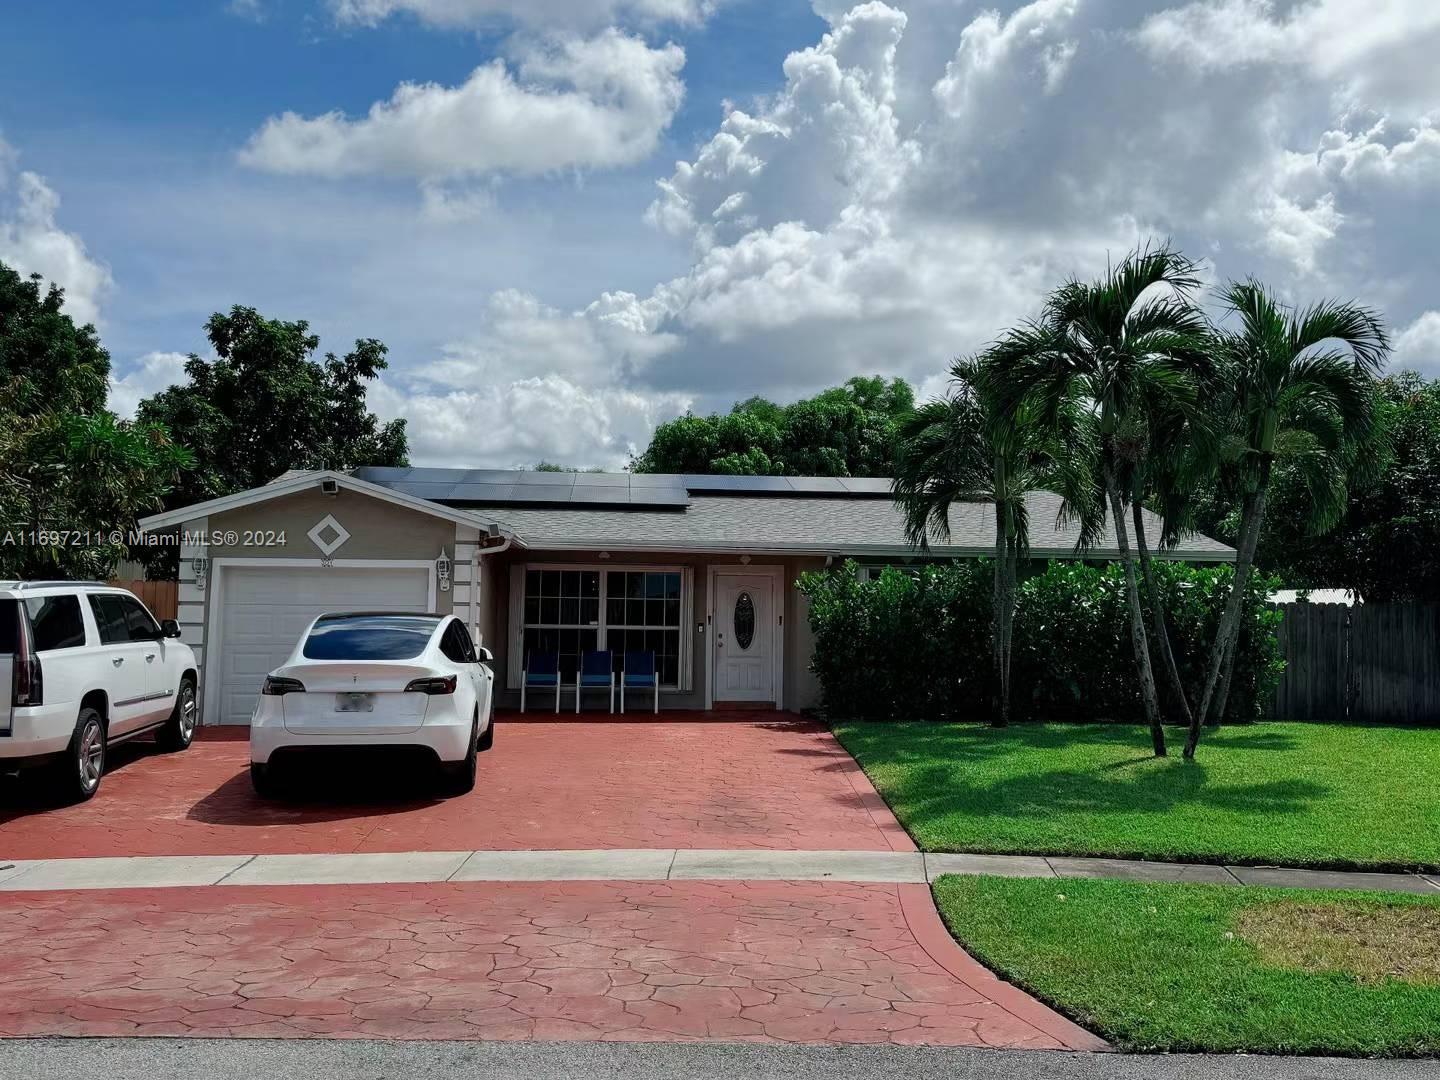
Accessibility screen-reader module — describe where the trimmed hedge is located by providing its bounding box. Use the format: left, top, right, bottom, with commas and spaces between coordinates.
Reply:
797, 560, 1284, 724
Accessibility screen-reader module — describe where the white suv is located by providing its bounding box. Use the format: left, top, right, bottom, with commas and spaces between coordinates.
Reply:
1, 581, 199, 801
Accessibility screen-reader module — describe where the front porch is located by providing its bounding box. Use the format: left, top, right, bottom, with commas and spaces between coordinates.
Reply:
465, 549, 824, 714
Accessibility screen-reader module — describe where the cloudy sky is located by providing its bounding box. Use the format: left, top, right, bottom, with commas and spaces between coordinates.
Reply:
3, 0, 1438, 468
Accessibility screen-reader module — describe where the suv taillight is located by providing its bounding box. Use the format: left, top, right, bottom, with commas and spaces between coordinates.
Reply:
404, 675, 457, 695
12, 608, 41, 708
262, 676, 306, 696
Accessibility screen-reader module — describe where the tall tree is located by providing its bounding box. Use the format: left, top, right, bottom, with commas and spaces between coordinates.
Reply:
0, 262, 190, 580
138, 306, 409, 507
1185, 282, 1388, 757
633, 376, 915, 476
893, 358, 1063, 726
984, 245, 1213, 756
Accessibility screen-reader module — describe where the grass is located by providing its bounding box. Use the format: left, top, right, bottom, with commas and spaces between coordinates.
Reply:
832, 721, 1440, 871
931, 875, 1440, 1055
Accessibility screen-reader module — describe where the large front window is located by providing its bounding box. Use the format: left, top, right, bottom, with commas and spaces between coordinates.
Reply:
519, 566, 686, 688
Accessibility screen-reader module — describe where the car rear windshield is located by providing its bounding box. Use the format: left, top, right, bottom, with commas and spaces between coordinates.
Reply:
301, 615, 440, 660
0, 599, 17, 654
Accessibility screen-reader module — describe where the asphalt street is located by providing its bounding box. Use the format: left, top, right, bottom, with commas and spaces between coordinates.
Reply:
0, 1040, 1432, 1080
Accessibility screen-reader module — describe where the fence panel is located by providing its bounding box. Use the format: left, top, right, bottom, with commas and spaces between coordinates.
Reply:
1271, 602, 1351, 723
109, 579, 179, 622
1350, 603, 1440, 725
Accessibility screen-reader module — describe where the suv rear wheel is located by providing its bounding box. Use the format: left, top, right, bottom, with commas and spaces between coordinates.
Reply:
61, 707, 106, 802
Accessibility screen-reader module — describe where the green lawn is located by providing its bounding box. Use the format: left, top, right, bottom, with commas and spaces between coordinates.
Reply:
833, 721, 1440, 870
932, 875, 1440, 1055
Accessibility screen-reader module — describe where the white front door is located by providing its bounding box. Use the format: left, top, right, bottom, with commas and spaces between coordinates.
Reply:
713, 572, 775, 703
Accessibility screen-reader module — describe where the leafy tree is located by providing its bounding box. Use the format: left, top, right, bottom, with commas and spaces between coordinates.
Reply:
1196, 371, 1439, 602
632, 376, 915, 476
893, 358, 1066, 727
0, 262, 190, 580
1185, 282, 1387, 757
983, 245, 1213, 757
139, 306, 408, 506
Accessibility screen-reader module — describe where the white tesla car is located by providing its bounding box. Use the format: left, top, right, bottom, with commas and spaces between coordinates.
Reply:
249, 612, 495, 797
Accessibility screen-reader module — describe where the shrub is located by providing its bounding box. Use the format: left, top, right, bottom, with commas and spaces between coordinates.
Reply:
797, 560, 1284, 724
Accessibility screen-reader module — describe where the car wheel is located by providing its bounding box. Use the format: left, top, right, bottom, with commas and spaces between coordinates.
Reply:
477, 708, 495, 752
443, 715, 479, 795
157, 677, 198, 752
60, 707, 106, 802
250, 762, 280, 798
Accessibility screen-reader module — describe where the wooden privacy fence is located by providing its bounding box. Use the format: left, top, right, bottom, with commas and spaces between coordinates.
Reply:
109, 579, 179, 622
1272, 601, 1440, 724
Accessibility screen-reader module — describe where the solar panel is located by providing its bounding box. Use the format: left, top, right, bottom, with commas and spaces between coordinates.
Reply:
682, 475, 795, 492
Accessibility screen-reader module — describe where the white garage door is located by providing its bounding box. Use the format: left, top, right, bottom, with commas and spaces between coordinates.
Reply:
214, 565, 431, 726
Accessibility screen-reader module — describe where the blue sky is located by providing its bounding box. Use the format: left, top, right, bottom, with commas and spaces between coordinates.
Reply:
3, 1, 1439, 468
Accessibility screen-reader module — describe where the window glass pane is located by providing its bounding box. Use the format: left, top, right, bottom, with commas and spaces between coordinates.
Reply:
627, 598, 644, 625
664, 574, 681, 600
0, 599, 18, 653
120, 598, 161, 641
541, 570, 560, 597
560, 597, 579, 624
627, 573, 644, 598
644, 573, 666, 598
24, 595, 86, 651
303, 615, 438, 660
664, 598, 680, 626
526, 570, 540, 596
525, 595, 540, 624
561, 570, 579, 598
581, 572, 600, 598
87, 595, 129, 645
541, 597, 560, 625
581, 598, 600, 625
606, 596, 624, 625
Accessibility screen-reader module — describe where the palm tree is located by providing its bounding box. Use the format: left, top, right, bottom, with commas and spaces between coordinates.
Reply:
1185, 282, 1389, 757
983, 244, 1213, 756
892, 358, 1056, 727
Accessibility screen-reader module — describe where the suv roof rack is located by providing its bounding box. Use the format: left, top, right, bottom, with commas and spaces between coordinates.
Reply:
5, 581, 112, 591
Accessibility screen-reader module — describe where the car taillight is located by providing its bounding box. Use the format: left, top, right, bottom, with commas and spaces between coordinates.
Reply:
262, 676, 306, 696
13, 656, 42, 707
12, 606, 41, 707
404, 675, 457, 695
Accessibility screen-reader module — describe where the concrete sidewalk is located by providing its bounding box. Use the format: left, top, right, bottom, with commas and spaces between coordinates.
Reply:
2, 849, 1436, 893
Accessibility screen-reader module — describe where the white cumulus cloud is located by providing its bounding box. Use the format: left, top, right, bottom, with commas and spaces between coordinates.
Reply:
240, 30, 685, 181
0, 140, 112, 327
108, 351, 190, 419
331, 0, 715, 32
1393, 312, 1440, 377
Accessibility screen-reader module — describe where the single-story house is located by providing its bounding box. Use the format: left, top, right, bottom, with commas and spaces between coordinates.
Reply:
137, 467, 1236, 726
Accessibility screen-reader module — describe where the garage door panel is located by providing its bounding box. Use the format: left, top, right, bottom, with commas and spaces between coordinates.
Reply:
214, 566, 431, 726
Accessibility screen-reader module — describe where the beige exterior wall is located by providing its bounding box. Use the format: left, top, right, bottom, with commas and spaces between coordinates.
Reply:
185, 487, 459, 705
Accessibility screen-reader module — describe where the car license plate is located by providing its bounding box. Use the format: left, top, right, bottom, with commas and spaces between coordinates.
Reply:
335, 692, 374, 713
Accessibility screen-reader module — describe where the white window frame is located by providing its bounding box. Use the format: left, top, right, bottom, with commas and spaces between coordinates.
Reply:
508, 563, 693, 692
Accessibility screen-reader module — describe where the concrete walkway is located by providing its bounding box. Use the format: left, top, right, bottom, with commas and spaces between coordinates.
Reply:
2, 849, 1436, 894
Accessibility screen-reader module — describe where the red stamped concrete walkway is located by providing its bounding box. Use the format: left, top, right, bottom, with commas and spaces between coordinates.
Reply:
0, 880, 1102, 1050
0, 719, 911, 858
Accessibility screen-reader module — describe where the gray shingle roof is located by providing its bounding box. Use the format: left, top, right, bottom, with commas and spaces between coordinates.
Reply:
465, 490, 1234, 561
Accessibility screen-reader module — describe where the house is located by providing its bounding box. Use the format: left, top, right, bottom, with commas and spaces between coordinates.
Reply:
137, 468, 1236, 726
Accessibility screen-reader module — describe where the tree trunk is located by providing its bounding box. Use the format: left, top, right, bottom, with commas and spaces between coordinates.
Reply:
1107, 470, 1165, 756
990, 500, 1009, 727
999, 533, 1018, 728
1213, 641, 1237, 725
1187, 461, 1272, 757
1132, 500, 1193, 729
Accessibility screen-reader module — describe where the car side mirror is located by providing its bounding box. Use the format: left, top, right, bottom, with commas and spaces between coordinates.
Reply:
477, 646, 495, 665
160, 619, 182, 639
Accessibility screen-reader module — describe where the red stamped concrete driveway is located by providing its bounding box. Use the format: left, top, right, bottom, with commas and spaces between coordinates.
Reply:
0, 718, 910, 858
0, 881, 1101, 1050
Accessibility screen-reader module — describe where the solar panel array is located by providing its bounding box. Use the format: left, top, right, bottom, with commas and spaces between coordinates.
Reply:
353, 467, 894, 507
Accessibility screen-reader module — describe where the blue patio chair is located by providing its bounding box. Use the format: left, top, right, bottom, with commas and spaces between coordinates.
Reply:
621, 650, 659, 714
521, 650, 561, 714
575, 649, 615, 713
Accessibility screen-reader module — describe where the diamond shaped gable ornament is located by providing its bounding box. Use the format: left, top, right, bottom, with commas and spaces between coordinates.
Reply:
307, 514, 351, 557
